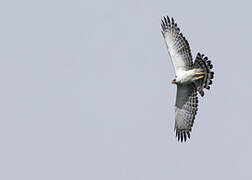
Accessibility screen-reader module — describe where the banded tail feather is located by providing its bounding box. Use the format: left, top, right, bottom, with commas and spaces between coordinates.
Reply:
193, 53, 214, 96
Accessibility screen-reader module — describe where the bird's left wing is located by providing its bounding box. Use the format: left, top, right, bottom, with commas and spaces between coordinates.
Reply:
161, 16, 193, 75
175, 84, 198, 142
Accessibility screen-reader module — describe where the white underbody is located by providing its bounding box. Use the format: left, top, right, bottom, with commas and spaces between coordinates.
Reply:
175, 68, 202, 84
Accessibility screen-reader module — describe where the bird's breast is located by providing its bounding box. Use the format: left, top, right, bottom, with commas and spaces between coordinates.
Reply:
176, 70, 196, 84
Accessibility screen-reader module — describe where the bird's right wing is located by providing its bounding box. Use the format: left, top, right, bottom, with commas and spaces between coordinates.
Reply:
175, 84, 198, 142
161, 16, 193, 75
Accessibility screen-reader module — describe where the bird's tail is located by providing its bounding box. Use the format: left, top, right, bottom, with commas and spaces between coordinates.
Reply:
193, 53, 214, 97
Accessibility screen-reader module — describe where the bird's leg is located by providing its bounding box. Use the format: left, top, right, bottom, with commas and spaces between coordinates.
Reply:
195, 71, 205, 80
196, 71, 205, 75
196, 75, 204, 79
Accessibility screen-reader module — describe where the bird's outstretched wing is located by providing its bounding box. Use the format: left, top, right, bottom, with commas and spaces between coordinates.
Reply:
175, 84, 198, 142
161, 16, 193, 75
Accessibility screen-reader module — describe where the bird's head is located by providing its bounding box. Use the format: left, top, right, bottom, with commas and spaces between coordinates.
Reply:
172, 79, 177, 84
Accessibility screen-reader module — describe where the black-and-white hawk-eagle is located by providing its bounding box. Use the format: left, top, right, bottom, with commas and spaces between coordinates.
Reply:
161, 16, 214, 142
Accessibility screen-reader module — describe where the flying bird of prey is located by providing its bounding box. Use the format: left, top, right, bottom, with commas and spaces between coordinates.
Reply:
161, 16, 214, 142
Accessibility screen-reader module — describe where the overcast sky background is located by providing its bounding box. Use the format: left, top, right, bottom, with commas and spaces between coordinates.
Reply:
0, 0, 252, 179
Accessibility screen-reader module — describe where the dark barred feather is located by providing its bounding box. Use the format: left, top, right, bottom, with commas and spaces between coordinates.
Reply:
175, 84, 198, 142
193, 53, 214, 97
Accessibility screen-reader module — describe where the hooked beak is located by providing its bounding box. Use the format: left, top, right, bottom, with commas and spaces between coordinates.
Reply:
172, 79, 176, 84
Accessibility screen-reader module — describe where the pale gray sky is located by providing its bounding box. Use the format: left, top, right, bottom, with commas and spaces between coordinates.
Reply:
0, 0, 252, 179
